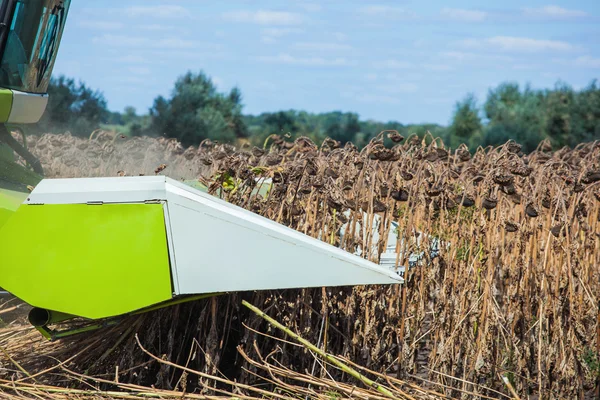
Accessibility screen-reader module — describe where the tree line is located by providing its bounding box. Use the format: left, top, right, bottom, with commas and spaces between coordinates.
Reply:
34, 71, 600, 152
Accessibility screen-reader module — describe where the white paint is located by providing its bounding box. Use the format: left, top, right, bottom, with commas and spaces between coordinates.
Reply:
164, 179, 402, 294
26, 176, 168, 204
7, 90, 48, 124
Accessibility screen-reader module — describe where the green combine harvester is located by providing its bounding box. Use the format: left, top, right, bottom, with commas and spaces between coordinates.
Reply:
0, 1, 403, 341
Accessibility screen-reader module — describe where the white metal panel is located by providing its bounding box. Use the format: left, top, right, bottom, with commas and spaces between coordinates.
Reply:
164, 178, 403, 295
27, 176, 168, 205
7, 90, 48, 124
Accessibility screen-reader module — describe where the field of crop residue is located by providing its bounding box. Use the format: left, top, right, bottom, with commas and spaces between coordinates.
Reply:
1, 130, 599, 399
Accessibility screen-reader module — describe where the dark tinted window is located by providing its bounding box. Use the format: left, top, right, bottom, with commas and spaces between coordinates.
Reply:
0, 0, 70, 94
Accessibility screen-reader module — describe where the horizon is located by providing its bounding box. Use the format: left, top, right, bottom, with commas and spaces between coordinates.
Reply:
53, 1, 599, 126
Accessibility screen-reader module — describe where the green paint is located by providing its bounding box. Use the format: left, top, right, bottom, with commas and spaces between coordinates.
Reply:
0, 203, 173, 319
0, 89, 13, 123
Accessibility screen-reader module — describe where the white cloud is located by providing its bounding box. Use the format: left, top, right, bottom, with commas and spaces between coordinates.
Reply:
488, 36, 573, 51
52, 60, 81, 77
257, 53, 353, 66
156, 38, 197, 49
93, 35, 147, 47
212, 77, 224, 88
512, 64, 539, 70
92, 34, 196, 49
144, 49, 227, 61
77, 20, 124, 30
423, 97, 454, 105
413, 39, 426, 48
386, 72, 423, 81
375, 60, 413, 69
523, 5, 588, 19
261, 36, 277, 44
298, 3, 322, 12
262, 28, 304, 37
109, 75, 150, 85
573, 56, 600, 68
439, 51, 513, 63
127, 66, 152, 75
294, 42, 353, 51
254, 81, 278, 92
123, 5, 189, 18
423, 64, 453, 71
341, 91, 402, 105
223, 10, 303, 25
376, 83, 419, 93
440, 51, 472, 61
116, 55, 149, 63
359, 6, 416, 19
333, 32, 347, 41
138, 24, 172, 31
440, 8, 487, 22
458, 36, 574, 52
260, 28, 304, 44
542, 72, 561, 79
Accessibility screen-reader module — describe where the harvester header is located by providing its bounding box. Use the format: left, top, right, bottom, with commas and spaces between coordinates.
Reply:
0, 177, 403, 339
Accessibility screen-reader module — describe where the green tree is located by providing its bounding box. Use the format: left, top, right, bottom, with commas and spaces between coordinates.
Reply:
323, 112, 361, 144
544, 82, 576, 147
264, 111, 299, 134
37, 76, 108, 136
448, 94, 482, 148
484, 82, 521, 124
482, 84, 545, 152
149, 71, 247, 146
574, 80, 600, 141
122, 106, 137, 125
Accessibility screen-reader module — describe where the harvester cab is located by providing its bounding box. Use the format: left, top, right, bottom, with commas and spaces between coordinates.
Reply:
0, 177, 404, 340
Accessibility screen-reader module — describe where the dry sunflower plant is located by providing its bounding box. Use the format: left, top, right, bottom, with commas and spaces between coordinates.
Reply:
1, 129, 599, 399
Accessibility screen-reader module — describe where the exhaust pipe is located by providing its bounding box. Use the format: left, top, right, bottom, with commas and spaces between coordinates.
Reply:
28, 308, 75, 327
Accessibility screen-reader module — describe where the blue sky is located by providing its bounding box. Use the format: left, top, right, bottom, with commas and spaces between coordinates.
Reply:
53, 1, 600, 125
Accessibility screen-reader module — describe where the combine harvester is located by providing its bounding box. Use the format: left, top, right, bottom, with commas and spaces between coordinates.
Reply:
0, 0, 403, 340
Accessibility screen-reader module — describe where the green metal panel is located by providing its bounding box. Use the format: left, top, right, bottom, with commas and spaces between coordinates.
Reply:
0, 203, 173, 319
0, 89, 13, 122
